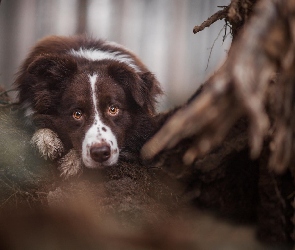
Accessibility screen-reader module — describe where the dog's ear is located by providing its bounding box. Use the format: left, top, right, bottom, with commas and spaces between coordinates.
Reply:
109, 63, 162, 114
138, 71, 162, 114
28, 54, 77, 82
25, 55, 77, 113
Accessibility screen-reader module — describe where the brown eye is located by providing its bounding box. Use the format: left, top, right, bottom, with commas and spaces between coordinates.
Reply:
108, 105, 119, 116
73, 110, 83, 120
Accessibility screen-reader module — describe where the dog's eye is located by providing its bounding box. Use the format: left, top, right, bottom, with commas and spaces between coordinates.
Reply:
73, 110, 83, 120
108, 105, 119, 116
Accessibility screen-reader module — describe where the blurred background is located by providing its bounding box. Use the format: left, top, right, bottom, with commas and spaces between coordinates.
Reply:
0, 0, 231, 111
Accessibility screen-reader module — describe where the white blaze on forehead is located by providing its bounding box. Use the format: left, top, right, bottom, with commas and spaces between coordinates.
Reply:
82, 74, 119, 169
89, 74, 99, 114
69, 48, 141, 73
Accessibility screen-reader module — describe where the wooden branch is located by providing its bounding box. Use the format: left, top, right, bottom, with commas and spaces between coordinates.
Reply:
193, 0, 257, 37
193, 6, 229, 34
142, 0, 294, 170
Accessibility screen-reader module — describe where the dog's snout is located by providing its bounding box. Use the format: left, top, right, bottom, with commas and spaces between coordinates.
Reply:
90, 144, 111, 162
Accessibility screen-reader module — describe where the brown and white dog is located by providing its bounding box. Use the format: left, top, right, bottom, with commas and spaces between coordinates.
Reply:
15, 36, 162, 178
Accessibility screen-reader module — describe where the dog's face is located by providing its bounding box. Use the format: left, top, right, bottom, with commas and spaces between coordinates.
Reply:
22, 47, 161, 172
56, 68, 133, 169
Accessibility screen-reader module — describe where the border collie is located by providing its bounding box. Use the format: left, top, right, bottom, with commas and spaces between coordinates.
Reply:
15, 36, 162, 178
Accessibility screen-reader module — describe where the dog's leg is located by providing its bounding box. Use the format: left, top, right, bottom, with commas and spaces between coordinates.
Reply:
58, 149, 82, 179
31, 129, 82, 178
30, 128, 64, 160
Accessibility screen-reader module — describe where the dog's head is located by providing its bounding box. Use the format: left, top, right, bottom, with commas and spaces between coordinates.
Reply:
16, 36, 162, 171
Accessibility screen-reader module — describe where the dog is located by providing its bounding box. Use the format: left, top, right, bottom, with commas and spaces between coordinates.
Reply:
15, 35, 162, 178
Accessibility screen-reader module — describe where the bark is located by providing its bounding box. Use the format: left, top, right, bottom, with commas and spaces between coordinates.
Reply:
142, 0, 295, 244
142, 0, 295, 174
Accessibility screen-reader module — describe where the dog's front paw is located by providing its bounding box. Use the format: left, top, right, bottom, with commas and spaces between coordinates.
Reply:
58, 149, 82, 179
31, 128, 64, 160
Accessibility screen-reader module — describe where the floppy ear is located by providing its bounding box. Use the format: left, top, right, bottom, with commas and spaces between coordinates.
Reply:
108, 63, 162, 114
138, 71, 163, 114
28, 54, 77, 82
26, 55, 77, 113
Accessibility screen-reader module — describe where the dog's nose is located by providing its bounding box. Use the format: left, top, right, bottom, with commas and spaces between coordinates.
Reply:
90, 145, 111, 162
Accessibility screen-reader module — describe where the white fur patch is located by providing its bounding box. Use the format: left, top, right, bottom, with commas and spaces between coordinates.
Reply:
31, 128, 64, 160
69, 48, 141, 73
21, 101, 36, 118
24, 106, 35, 118
21, 101, 36, 126
82, 74, 119, 169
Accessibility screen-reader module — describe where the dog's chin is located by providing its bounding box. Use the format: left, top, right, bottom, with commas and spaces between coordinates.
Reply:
82, 157, 118, 169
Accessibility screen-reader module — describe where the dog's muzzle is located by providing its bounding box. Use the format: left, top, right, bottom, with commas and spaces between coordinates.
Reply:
90, 143, 111, 162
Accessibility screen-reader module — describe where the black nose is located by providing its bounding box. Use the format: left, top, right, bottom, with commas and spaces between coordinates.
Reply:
90, 145, 111, 162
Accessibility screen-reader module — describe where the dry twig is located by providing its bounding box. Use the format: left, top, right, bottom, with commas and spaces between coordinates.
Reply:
193, 6, 229, 34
